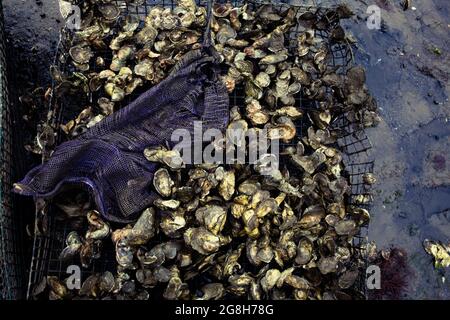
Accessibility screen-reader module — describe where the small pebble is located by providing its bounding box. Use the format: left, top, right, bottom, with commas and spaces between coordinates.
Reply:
409, 224, 419, 236
398, 212, 407, 219
432, 154, 446, 171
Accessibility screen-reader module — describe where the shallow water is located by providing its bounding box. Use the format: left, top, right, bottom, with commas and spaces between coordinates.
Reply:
3, 0, 450, 299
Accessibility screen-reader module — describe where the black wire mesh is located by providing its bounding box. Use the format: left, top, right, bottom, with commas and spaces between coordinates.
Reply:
27, 0, 374, 299
27, 208, 117, 298
0, 0, 26, 300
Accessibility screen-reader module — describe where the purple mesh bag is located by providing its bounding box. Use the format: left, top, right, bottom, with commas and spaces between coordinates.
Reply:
13, 3, 229, 223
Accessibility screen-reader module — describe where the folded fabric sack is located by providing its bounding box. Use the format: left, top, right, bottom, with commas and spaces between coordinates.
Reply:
13, 25, 229, 222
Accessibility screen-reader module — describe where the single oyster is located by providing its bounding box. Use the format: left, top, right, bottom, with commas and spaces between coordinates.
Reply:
69, 45, 93, 64
153, 168, 175, 197
184, 227, 221, 255
195, 205, 227, 235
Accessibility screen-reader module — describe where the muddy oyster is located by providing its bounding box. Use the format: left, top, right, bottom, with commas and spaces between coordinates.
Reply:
153, 168, 175, 197
184, 227, 221, 255
69, 45, 94, 65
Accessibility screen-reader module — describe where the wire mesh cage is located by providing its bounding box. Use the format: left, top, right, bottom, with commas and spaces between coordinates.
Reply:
27, 0, 374, 299
0, 1, 26, 300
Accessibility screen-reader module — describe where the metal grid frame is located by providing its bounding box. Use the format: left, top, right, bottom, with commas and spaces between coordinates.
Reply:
27, 0, 374, 299
28, 211, 117, 298
0, 0, 26, 300
0, 20, 17, 297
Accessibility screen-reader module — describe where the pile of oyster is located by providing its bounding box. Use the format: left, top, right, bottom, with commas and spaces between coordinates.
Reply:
30, 0, 379, 300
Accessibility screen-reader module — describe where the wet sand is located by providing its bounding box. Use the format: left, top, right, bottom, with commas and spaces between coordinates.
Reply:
343, 0, 449, 299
